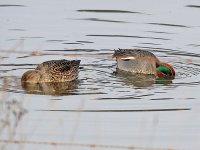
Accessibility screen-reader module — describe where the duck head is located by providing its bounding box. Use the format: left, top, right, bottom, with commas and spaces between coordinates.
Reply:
21, 70, 42, 83
156, 63, 175, 78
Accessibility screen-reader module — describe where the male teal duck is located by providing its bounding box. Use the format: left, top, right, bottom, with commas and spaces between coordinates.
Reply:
21, 59, 81, 83
112, 49, 175, 77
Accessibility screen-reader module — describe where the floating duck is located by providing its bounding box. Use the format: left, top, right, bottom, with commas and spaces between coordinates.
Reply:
112, 49, 175, 77
21, 59, 81, 83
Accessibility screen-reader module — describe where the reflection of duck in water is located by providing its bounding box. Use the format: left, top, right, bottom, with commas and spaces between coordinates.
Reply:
21, 81, 79, 95
21, 59, 81, 83
112, 49, 175, 78
114, 70, 156, 87
115, 70, 172, 87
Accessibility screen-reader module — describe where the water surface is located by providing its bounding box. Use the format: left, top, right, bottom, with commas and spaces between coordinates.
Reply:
0, 0, 200, 150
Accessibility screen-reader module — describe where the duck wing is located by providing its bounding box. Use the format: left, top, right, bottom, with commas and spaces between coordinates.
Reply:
113, 49, 160, 74
113, 49, 159, 62
36, 59, 81, 81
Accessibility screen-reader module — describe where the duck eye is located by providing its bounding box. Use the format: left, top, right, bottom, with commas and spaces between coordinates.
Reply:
168, 71, 172, 76
163, 70, 172, 75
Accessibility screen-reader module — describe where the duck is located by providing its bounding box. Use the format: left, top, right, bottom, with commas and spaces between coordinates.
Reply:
112, 49, 175, 78
21, 59, 81, 83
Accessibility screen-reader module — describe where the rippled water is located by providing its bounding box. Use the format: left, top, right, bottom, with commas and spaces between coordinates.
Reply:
1, 0, 200, 150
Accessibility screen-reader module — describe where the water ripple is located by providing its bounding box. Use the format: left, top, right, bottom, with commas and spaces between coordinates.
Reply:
37, 108, 190, 112
79, 18, 129, 23
148, 23, 190, 28
186, 5, 200, 8
0, 4, 26, 7
77, 9, 145, 14
86, 34, 170, 41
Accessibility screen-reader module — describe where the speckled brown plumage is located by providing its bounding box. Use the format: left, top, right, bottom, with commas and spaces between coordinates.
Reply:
21, 59, 81, 83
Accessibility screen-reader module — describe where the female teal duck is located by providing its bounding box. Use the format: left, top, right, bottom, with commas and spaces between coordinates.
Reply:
21, 59, 81, 83
112, 49, 175, 77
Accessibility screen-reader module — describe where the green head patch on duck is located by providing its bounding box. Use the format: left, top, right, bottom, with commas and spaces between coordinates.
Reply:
156, 63, 175, 77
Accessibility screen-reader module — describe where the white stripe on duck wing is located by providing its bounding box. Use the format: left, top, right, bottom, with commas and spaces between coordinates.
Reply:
113, 49, 159, 75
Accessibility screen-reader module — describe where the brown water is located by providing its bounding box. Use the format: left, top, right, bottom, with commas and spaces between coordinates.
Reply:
1, 0, 200, 150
